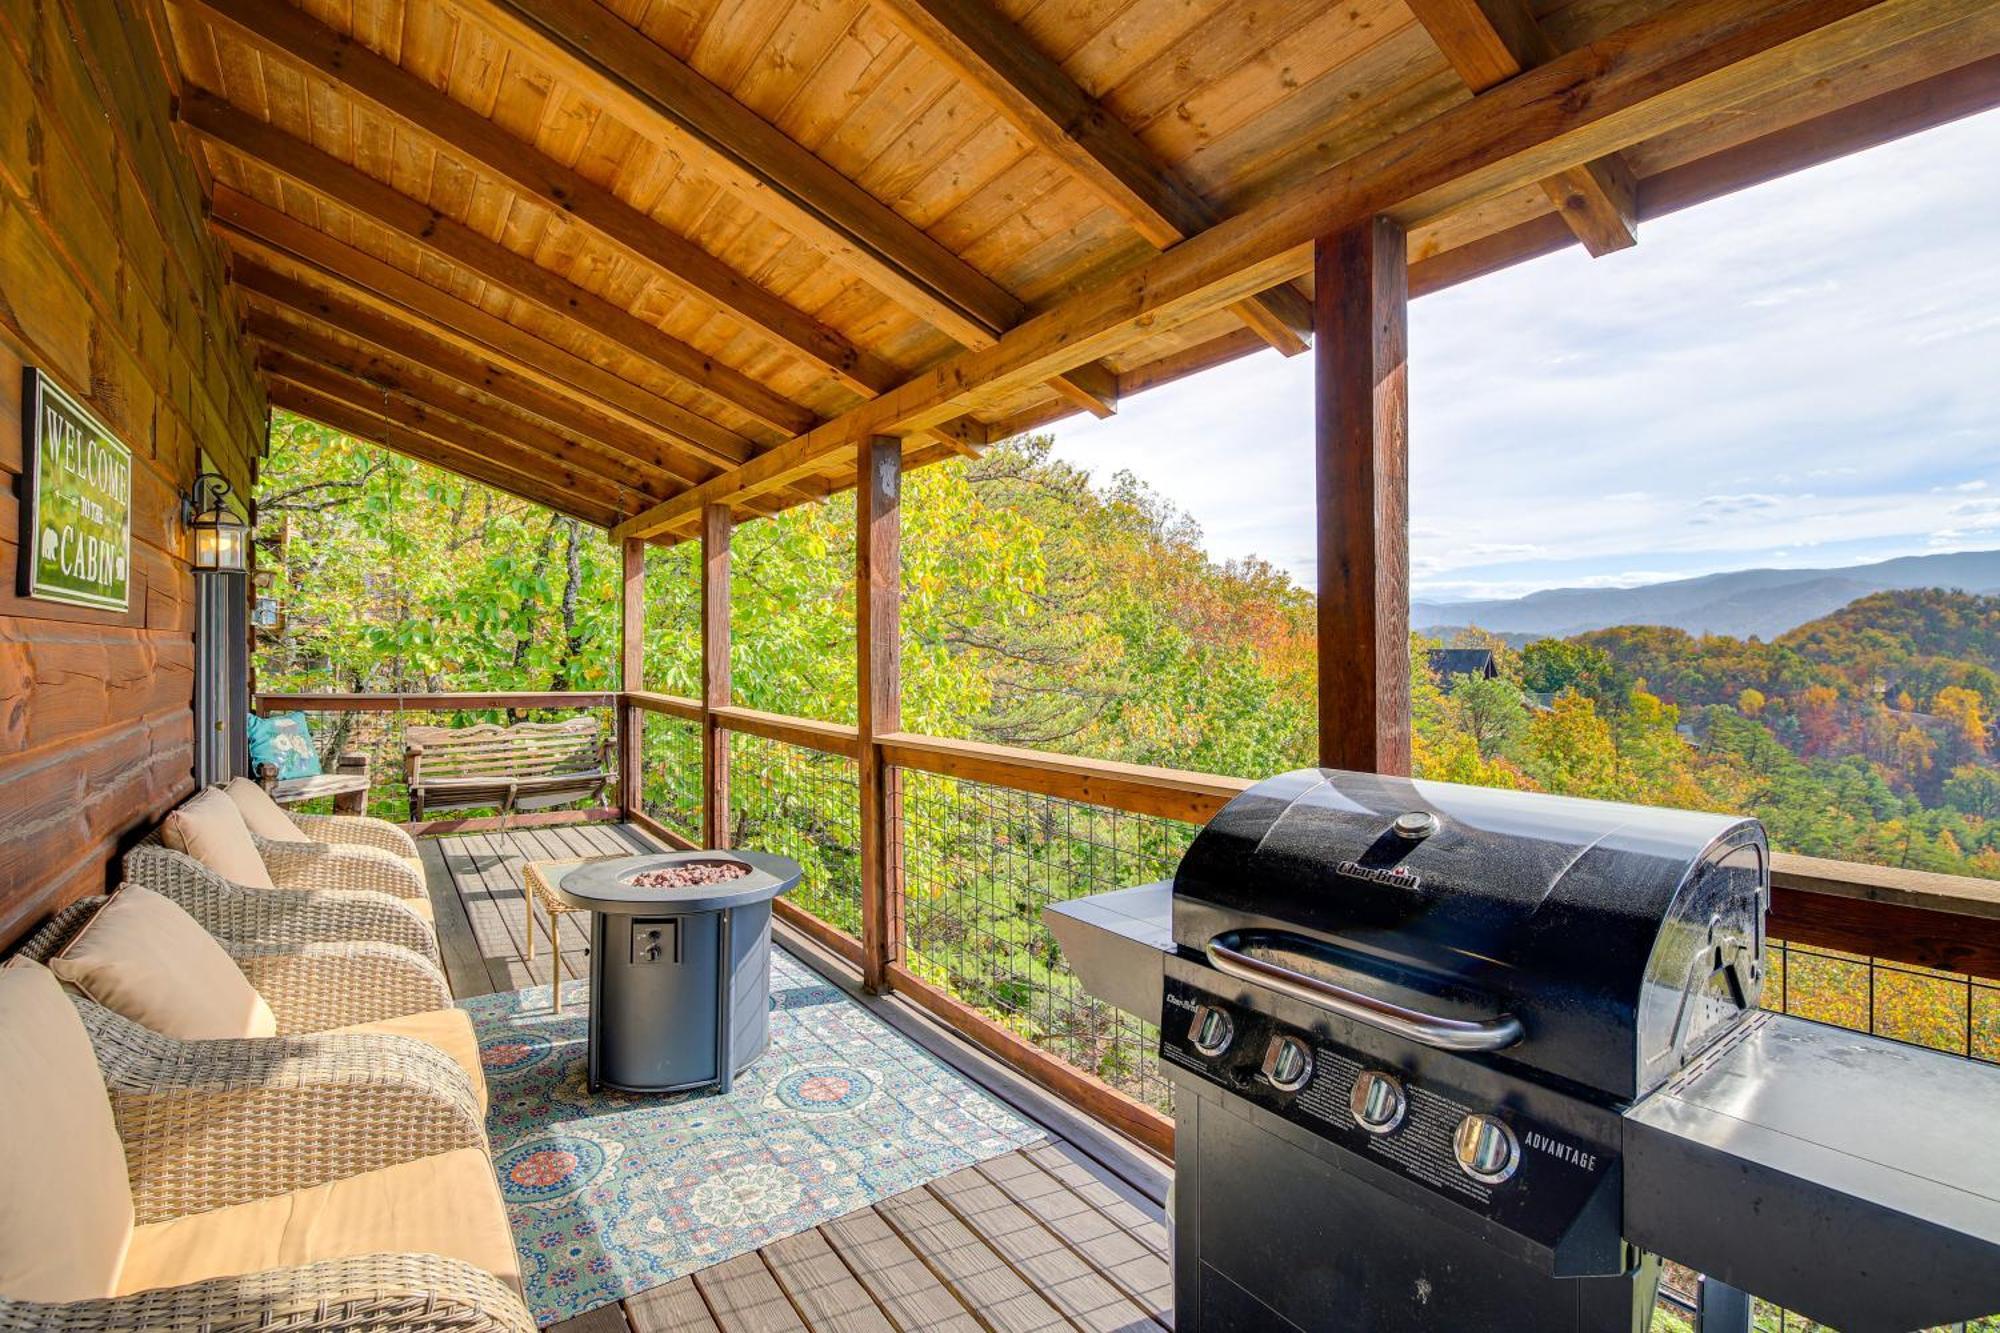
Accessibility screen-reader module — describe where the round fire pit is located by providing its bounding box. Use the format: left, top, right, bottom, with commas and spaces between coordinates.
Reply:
551, 849, 801, 1095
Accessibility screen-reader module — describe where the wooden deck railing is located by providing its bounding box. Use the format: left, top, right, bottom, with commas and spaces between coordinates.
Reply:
259, 688, 2000, 1155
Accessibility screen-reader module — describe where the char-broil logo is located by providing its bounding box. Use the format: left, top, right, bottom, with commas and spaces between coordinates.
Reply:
1337, 859, 1421, 892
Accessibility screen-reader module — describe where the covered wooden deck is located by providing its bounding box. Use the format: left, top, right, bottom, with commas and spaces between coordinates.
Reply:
421, 822, 1174, 1333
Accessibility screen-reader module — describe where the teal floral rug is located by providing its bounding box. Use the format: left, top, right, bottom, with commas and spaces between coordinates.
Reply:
464, 947, 1047, 1326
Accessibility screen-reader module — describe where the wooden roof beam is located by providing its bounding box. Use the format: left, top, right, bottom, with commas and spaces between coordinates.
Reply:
260, 348, 651, 514
267, 382, 625, 528
179, 0, 902, 402
869, 0, 1313, 355
610, 0, 1974, 541
1406, 0, 1638, 256
441, 0, 1120, 444
237, 298, 707, 489
181, 90, 816, 437
207, 188, 764, 473
248, 330, 685, 501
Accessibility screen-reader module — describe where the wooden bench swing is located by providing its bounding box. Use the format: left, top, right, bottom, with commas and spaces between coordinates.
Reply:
403, 716, 612, 823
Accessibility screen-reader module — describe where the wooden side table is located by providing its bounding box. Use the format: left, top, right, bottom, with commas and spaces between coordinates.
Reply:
268, 772, 372, 814
260, 753, 372, 814
523, 855, 628, 1012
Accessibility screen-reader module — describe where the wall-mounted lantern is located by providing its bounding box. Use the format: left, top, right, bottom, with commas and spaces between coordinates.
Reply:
184, 472, 249, 572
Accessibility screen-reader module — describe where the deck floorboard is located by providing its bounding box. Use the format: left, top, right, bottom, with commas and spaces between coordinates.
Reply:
426, 822, 1172, 1333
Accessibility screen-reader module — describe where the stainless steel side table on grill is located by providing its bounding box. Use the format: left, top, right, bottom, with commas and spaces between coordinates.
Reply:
547, 849, 801, 1095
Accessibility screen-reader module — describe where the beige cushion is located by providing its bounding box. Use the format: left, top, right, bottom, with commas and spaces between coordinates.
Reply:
116, 1147, 522, 1299
51, 887, 278, 1041
223, 777, 305, 841
328, 1009, 488, 1114
396, 891, 436, 925
161, 787, 275, 888
0, 960, 134, 1301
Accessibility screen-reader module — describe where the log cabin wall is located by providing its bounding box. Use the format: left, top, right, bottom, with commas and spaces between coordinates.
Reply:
0, 0, 265, 947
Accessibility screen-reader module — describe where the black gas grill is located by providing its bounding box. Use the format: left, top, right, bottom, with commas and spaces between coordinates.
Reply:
1047, 768, 2000, 1333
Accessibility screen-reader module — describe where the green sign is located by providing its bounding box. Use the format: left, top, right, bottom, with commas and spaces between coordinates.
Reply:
21, 368, 132, 610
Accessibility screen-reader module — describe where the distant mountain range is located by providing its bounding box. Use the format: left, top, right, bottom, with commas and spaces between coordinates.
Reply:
1413, 550, 2000, 641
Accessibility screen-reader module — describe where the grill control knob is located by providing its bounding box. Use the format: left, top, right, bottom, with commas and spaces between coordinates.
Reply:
1262, 1035, 1314, 1092
1453, 1114, 1520, 1184
1189, 1005, 1234, 1057
1348, 1070, 1407, 1134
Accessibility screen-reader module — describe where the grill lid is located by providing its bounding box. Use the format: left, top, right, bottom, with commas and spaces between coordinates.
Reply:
1172, 769, 1767, 1102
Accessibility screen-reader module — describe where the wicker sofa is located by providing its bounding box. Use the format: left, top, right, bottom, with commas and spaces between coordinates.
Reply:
0, 903, 528, 1332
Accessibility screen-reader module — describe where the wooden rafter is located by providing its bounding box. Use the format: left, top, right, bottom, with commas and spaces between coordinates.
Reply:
1405, 0, 1639, 256
207, 189, 761, 472
612, 0, 1977, 541
437, 0, 1123, 424
250, 332, 683, 501
267, 381, 624, 528
179, 0, 902, 402
238, 304, 707, 489
181, 91, 817, 438
260, 348, 650, 513
868, 0, 1313, 355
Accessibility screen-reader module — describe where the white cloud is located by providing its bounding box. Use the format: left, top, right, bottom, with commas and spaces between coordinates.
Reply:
1039, 108, 2000, 598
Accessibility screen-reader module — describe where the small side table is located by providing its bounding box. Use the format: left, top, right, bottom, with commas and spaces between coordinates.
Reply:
268, 772, 372, 814
522, 854, 630, 1012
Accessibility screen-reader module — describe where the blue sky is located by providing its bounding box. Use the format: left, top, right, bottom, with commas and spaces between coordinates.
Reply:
1042, 108, 2000, 601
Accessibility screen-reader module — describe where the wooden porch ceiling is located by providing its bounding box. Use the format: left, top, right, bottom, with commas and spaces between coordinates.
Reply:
162, 0, 2000, 535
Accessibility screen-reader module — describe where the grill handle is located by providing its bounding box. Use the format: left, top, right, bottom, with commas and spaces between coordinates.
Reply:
1205, 930, 1525, 1053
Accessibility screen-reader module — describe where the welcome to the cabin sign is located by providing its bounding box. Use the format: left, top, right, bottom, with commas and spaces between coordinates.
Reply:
20, 368, 132, 611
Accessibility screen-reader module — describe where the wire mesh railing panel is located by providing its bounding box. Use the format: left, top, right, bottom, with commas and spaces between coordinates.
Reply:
899, 770, 1194, 1114
1764, 938, 1999, 1062
727, 730, 861, 939
638, 711, 703, 844
273, 705, 618, 823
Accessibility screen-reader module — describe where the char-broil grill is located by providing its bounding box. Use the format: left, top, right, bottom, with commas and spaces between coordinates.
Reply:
1047, 768, 2000, 1333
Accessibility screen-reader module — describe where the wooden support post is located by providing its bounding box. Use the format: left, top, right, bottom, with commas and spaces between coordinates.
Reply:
617, 536, 646, 817
1314, 217, 1412, 775
857, 438, 904, 994
701, 504, 732, 847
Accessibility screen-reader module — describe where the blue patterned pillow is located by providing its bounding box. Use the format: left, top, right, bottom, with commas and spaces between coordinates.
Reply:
248, 712, 321, 781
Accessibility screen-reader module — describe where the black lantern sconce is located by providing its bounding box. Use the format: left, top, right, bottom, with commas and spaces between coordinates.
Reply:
183, 472, 249, 572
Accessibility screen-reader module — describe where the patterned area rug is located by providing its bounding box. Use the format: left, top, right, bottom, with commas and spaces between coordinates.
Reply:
463, 947, 1047, 1326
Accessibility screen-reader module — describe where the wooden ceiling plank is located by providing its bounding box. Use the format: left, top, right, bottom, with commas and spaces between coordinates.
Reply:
180, 0, 902, 400
448, 0, 1021, 345
611, 0, 1976, 541
868, 0, 1314, 354
247, 325, 684, 499
1405, 0, 1638, 255
260, 347, 647, 513
439, 0, 1117, 421
180, 88, 817, 436
267, 382, 625, 528
240, 301, 709, 488
207, 186, 759, 468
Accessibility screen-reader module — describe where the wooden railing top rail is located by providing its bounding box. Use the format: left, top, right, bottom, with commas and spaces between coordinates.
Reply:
256, 690, 616, 711
712, 705, 860, 758
879, 731, 1253, 825
1771, 852, 2000, 923
624, 690, 703, 720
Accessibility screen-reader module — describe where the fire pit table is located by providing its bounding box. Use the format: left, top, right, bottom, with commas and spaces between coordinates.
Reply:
545, 848, 801, 1095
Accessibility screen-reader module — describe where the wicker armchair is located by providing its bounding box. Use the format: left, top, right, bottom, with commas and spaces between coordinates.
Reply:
280, 809, 422, 861
124, 844, 440, 966
0, 1254, 535, 1333
1, 905, 530, 1333
25, 897, 451, 1031
251, 836, 428, 902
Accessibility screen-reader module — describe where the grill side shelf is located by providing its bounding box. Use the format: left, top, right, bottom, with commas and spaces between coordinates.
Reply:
1625, 1012, 2000, 1331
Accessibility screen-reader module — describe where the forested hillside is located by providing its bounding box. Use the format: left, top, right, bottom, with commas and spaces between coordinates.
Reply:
256, 410, 2000, 883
